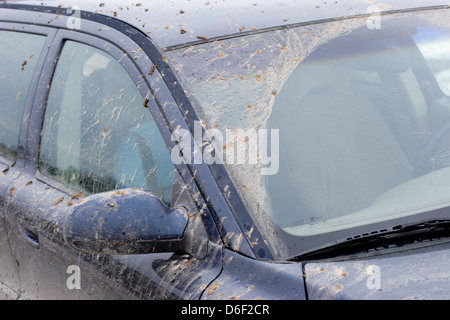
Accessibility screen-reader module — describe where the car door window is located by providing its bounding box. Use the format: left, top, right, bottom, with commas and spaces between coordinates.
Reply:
0, 30, 46, 162
39, 40, 174, 205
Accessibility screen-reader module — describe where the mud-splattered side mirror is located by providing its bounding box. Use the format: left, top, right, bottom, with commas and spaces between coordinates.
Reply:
63, 189, 208, 258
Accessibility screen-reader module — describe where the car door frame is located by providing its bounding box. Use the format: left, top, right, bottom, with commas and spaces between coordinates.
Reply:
4, 2, 272, 261
0, 8, 228, 300
0, 21, 57, 299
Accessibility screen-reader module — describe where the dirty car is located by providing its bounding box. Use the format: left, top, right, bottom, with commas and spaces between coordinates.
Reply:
2, 0, 450, 301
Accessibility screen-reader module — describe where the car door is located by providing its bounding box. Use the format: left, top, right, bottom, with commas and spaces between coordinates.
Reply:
4, 21, 223, 299
0, 24, 53, 299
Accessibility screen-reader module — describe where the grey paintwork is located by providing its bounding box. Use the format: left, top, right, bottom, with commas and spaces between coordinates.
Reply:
10, 0, 450, 49
305, 240, 450, 299
1, 0, 450, 301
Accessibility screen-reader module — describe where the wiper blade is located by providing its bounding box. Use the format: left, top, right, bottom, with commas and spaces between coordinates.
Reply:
396, 219, 450, 233
290, 219, 450, 261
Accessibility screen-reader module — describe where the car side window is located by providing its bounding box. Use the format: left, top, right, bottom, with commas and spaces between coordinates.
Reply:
39, 40, 174, 205
0, 31, 46, 162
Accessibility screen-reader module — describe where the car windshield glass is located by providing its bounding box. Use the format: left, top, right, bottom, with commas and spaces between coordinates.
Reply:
167, 8, 450, 259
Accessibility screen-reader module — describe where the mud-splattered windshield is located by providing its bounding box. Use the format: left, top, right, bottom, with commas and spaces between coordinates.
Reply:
167, 9, 450, 259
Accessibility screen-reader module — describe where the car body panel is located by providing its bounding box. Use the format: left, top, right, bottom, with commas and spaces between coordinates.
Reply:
6, 172, 224, 299
0, 21, 56, 299
202, 249, 306, 300
1, 0, 450, 300
304, 241, 450, 300
0, 8, 226, 299
8, 0, 450, 49
0, 161, 21, 299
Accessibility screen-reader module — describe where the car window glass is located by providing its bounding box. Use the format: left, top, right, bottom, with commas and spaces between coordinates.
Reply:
39, 41, 174, 205
414, 26, 450, 96
0, 30, 46, 161
169, 10, 450, 258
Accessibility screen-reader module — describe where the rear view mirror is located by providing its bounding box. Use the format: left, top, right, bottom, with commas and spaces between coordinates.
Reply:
63, 189, 208, 258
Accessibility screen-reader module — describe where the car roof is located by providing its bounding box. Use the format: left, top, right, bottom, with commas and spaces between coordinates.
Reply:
4, 0, 450, 49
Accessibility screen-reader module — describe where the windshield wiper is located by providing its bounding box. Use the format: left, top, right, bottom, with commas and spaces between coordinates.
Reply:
290, 219, 450, 261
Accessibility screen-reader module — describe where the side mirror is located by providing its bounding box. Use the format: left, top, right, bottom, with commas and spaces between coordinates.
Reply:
63, 189, 208, 258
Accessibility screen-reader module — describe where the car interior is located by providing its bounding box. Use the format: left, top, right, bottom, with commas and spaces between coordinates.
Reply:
266, 20, 450, 232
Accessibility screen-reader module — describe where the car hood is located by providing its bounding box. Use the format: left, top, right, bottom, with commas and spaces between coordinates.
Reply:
304, 241, 450, 299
